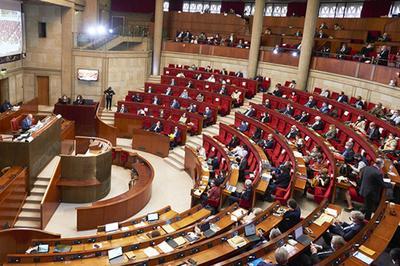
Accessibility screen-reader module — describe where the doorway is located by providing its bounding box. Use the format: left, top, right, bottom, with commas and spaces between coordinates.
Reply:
37, 76, 49, 105
0, 78, 9, 104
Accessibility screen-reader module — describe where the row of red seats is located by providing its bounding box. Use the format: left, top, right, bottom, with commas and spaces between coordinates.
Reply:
250, 103, 336, 204
279, 85, 400, 142
125, 91, 218, 126
216, 123, 262, 209
144, 82, 232, 116
262, 94, 377, 161
116, 101, 203, 135
234, 112, 296, 204
164, 67, 259, 97
160, 75, 246, 105
114, 112, 188, 145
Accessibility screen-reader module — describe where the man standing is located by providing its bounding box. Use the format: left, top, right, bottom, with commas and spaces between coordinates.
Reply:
104, 87, 115, 111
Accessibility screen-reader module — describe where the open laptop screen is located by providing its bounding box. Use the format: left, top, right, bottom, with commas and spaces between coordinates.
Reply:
147, 213, 159, 222
244, 224, 256, 237
108, 247, 123, 260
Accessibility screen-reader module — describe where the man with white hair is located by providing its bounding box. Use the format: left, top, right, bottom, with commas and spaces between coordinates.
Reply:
227, 179, 253, 207
259, 247, 289, 266
310, 235, 346, 263
324, 211, 365, 243
304, 95, 316, 108
309, 116, 324, 131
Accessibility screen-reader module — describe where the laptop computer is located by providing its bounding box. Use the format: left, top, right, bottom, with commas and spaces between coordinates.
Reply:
244, 224, 261, 242
108, 247, 124, 264
294, 226, 312, 246
147, 213, 159, 222
37, 244, 49, 253
200, 222, 216, 238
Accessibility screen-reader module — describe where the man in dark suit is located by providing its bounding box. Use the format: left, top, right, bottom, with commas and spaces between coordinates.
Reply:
227, 136, 239, 150
0, 100, 13, 112
238, 155, 248, 181
264, 99, 271, 109
243, 106, 255, 117
304, 96, 317, 108
286, 125, 299, 139
131, 93, 143, 102
251, 127, 262, 142
264, 166, 291, 202
366, 122, 380, 141
260, 113, 270, 123
278, 199, 301, 232
203, 107, 213, 127
235, 70, 243, 77
104, 86, 115, 111
309, 236, 346, 263
259, 133, 275, 150
152, 96, 161, 105
272, 84, 283, 97
319, 102, 330, 114
353, 96, 365, 110
186, 81, 194, 89
359, 158, 388, 219
337, 91, 348, 103
169, 126, 181, 148
309, 116, 324, 131
187, 103, 197, 113
324, 211, 365, 242
218, 85, 227, 95
281, 103, 294, 117
21, 114, 34, 131
170, 99, 180, 109
295, 111, 310, 123
221, 68, 228, 75
170, 78, 176, 86
376, 45, 389, 66
165, 87, 173, 96
237, 121, 249, 133
149, 121, 163, 133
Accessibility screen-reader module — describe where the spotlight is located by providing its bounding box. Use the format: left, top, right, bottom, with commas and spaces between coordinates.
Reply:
108, 29, 114, 34
273, 49, 278, 55
87, 26, 96, 36
97, 25, 106, 35
292, 51, 299, 57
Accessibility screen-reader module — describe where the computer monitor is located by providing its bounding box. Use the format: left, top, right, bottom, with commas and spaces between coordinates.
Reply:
244, 224, 256, 237
37, 244, 49, 253
108, 247, 123, 261
294, 226, 304, 240
147, 213, 159, 222
105, 222, 119, 233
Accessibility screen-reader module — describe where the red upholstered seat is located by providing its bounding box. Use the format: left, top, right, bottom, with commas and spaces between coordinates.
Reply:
10, 114, 27, 131
349, 186, 364, 203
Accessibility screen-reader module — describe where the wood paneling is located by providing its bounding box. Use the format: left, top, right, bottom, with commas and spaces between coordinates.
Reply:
40, 159, 61, 229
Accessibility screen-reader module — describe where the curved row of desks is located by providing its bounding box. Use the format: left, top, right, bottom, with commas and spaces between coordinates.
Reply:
125, 91, 219, 125
144, 82, 233, 115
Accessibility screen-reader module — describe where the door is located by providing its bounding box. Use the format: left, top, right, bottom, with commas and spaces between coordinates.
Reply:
37, 76, 49, 105
0, 78, 9, 104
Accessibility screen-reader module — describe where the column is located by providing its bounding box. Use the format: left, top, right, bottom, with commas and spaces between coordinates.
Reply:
152, 0, 164, 75
61, 6, 74, 99
297, 0, 320, 91
247, 0, 265, 79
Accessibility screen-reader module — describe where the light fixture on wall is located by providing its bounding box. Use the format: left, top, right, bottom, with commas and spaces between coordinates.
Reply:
0, 69, 7, 76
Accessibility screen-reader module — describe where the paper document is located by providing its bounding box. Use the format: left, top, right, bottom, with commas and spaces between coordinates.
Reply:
313, 213, 334, 226
162, 224, 176, 234
359, 245, 375, 256
143, 247, 160, 257
157, 241, 174, 253
324, 207, 338, 217
353, 251, 374, 265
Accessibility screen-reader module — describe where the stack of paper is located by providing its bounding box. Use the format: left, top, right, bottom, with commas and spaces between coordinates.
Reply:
232, 208, 247, 219
162, 224, 176, 234
143, 247, 160, 257
174, 236, 187, 246
325, 207, 338, 217
227, 236, 247, 249
157, 241, 174, 253
313, 213, 334, 226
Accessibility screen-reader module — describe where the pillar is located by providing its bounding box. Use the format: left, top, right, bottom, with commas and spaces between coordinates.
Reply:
297, 0, 320, 91
152, 0, 164, 75
247, 0, 265, 79
61, 6, 74, 99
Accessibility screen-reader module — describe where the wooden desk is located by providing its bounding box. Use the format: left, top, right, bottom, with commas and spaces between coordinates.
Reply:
132, 129, 170, 158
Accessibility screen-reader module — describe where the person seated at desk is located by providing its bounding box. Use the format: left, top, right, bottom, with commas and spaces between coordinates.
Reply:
305, 145, 322, 162
205, 65, 212, 72
202, 180, 221, 212
149, 120, 163, 133
304, 96, 317, 108
308, 236, 346, 264
206, 75, 216, 83
295, 30, 302, 37
176, 72, 185, 78
354, 43, 374, 62
286, 125, 299, 139
235, 70, 244, 78
179, 89, 190, 99
178, 112, 188, 124
289, 91, 299, 102
352, 96, 365, 110
169, 126, 181, 148
21, 114, 34, 132
258, 133, 275, 150
237, 121, 249, 133
188, 64, 197, 71
146, 86, 153, 94
272, 84, 283, 97
320, 89, 330, 98
324, 211, 365, 243
390, 248, 400, 265
207, 155, 219, 178
289, 80, 296, 89
309, 116, 324, 131
243, 106, 255, 117
304, 168, 330, 196
227, 135, 240, 150
323, 124, 337, 141
221, 68, 228, 75
257, 247, 289, 266
252, 127, 263, 142
348, 115, 367, 133
202, 106, 213, 127
186, 80, 194, 89
280, 103, 294, 117
131, 93, 143, 102
196, 93, 204, 102
170, 78, 176, 86
118, 104, 128, 113
231, 89, 242, 107
231, 144, 248, 160
187, 103, 197, 113
336, 91, 348, 103
152, 95, 161, 105
241, 207, 262, 225
380, 133, 397, 153
218, 85, 227, 95
376, 45, 390, 66
295, 111, 310, 123
227, 179, 253, 206
319, 22, 328, 29
295, 136, 305, 153
263, 165, 291, 202
369, 102, 385, 118
165, 87, 173, 96
264, 99, 271, 109
316, 29, 327, 39
236, 39, 244, 48
170, 99, 180, 109
366, 122, 381, 141
387, 110, 400, 126
342, 142, 355, 163
278, 199, 301, 232
378, 32, 391, 42
58, 95, 70, 104
319, 102, 330, 114
175, 30, 184, 42
73, 95, 84, 105
336, 43, 351, 60
195, 73, 202, 80
260, 112, 270, 123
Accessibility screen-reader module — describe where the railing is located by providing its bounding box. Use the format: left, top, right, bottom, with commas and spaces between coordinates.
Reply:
95, 96, 117, 146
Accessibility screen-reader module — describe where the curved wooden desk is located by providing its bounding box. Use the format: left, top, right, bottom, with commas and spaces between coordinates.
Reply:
131, 128, 171, 158
76, 149, 154, 231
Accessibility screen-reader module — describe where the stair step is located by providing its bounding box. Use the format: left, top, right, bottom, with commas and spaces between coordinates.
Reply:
171, 147, 185, 158
14, 220, 41, 229
22, 203, 41, 211
31, 187, 46, 194
26, 195, 43, 203
164, 157, 184, 170
34, 180, 49, 187
18, 210, 41, 220
169, 152, 184, 163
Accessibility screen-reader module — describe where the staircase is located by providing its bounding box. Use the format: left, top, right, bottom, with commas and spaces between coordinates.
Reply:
147, 75, 161, 84
100, 108, 116, 126
14, 156, 60, 229
98, 36, 146, 50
